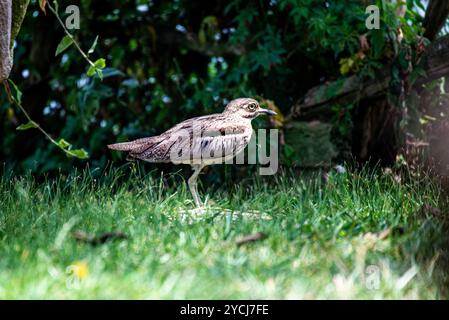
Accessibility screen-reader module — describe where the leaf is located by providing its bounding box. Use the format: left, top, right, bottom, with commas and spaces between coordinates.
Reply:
283, 144, 296, 159
101, 68, 125, 78
16, 121, 38, 130
55, 35, 73, 56
57, 138, 71, 149
87, 59, 106, 79
96, 69, 104, 81
87, 65, 96, 77
339, 57, 353, 75
121, 78, 139, 88
66, 148, 89, 159
370, 29, 385, 58
39, 0, 47, 14
7, 80, 22, 104
88, 36, 99, 55
202, 16, 218, 26
198, 29, 206, 45
94, 58, 106, 69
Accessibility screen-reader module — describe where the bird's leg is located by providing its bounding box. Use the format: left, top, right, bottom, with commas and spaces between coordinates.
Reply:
188, 164, 204, 208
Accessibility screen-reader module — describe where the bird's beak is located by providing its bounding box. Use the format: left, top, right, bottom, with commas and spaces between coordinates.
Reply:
258, 108, 277, 116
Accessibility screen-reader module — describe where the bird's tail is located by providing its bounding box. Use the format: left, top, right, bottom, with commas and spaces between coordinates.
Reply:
107, 142, 137, 151
107, 137, 156, 152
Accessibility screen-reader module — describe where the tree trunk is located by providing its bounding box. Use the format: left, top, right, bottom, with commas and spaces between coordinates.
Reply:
423, 0, 449, 41
352, 98, 401, 165
0, 0, 29, 82
0, 0, 13, 81
283, 3, 449, 166
288, 32, 449, 164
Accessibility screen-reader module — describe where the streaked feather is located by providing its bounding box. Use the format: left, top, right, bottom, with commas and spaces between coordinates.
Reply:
108, 98, 258, 165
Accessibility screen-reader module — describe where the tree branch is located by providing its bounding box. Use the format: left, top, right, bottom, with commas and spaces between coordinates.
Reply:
288, 34, 449, 120
0, 0, 29, 81
423, 0, 449, 41
0, 0, 12, 81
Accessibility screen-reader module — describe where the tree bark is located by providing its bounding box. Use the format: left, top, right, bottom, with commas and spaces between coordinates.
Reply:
423, 0, 449, 41
0, 0, 12, 81
0, 0, 29, 82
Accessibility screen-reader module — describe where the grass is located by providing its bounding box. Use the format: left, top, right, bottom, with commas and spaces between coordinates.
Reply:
0, 165, 448, 299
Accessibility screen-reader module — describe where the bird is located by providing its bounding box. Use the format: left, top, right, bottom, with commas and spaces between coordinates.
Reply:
107, 98, 277, 208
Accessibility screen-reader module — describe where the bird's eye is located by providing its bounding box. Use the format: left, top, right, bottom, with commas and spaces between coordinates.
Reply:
247, 103, 257, 111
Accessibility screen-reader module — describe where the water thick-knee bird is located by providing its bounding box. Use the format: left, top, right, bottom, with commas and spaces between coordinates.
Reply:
108, 98, 277, 207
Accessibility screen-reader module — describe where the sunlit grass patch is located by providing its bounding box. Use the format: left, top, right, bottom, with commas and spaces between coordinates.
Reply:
0, 166, 447, 299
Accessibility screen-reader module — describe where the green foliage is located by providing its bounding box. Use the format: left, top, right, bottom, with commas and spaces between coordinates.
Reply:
5, 78, 89, 160
0, 0, 434, 174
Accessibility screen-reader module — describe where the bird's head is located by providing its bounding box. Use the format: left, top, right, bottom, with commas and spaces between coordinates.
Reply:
223, 98, 277, 120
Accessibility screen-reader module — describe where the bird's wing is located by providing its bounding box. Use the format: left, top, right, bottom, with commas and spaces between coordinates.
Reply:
113, 115, 252, 164
163, 113, 222, 135
107, 115, 215, 153
168, 121, 252, 162
122, 116, 212, 161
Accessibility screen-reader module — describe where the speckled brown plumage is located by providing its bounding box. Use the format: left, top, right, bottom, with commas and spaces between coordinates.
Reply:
108, 98, 276, 207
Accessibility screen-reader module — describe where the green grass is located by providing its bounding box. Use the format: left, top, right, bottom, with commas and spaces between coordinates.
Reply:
0, 166, 448, 299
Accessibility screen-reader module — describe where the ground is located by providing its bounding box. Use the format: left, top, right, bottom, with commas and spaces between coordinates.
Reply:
0, 166, 447, 299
